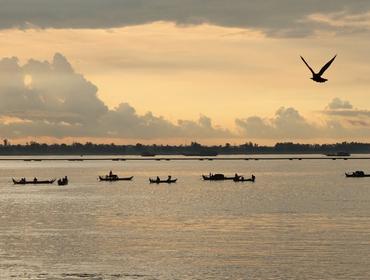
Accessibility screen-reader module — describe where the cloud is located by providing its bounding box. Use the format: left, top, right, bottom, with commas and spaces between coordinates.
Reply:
0, 53, 233, 140
236, 107, 320, 139
0, 53, 107, 125
2, 56, 370, 143
323, 98, 370, 129
326, 98, 353, 110
236, 99, 370, 140
1, 1, 370, 37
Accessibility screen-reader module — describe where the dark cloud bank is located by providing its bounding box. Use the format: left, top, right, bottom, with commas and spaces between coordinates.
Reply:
1, 0, 370, 36
0, 53, 231, 140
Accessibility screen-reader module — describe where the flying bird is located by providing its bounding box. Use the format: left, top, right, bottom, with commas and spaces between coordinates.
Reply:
300, 55, 337, 83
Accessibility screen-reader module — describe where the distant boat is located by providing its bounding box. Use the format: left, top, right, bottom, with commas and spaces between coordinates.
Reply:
99, 175, 133, 181
57, 176, 69, 186
99, 171, 133, 182
141, 152, 156, 157
149, 177, 177, 184
13, 178, 56, 185
202, 174, 236, 181
345, 171, 370, 178
325, 152, 350, 157
183, 151, 218, 157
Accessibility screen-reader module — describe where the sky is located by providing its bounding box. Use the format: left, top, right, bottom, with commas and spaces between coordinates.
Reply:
1, 1, 370, 144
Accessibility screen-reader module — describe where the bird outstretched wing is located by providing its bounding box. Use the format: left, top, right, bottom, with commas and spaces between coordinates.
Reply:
300, 56, 315, 75
318, 55, 337, 76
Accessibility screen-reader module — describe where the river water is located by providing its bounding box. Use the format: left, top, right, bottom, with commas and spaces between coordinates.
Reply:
0, 156, 369, 279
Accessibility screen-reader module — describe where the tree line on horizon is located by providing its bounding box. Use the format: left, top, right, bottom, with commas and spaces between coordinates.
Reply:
0, 140, 370, 155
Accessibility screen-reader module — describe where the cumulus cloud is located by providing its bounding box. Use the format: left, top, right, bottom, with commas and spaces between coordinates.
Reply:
0, 53, 107, 125
1, 1, 370, 37
236, 99, 370, 140
326, 98, 353, 110
236, 107, 320, 139
323, 98, 370, 128
3, 56, 370, 143
0, 53, 232, 140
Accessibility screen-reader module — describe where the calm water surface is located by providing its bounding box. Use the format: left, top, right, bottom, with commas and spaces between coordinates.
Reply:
0, 156, 370, 279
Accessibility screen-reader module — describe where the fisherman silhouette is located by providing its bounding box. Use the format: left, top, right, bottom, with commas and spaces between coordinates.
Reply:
300, 55, 337, 83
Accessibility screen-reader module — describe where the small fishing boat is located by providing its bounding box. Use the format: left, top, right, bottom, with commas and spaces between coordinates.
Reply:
99, 170, 133, 182
202, 174, 237, 181
12, 178, 56, 185
345, 171, 370, 178
233, 175, 256, 182
99, 176, 133, 181
57, 176, 69, 186
149, 177, 177, 184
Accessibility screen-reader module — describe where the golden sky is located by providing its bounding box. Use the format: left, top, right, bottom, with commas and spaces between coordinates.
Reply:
1, 1, 370, 144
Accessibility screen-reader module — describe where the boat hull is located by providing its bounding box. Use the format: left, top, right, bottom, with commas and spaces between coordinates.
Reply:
202, 174, 235, 181
345, 173, 370, 178
149, 178, 177, 184
13, 178, 56, 185
99, 176, 133, 181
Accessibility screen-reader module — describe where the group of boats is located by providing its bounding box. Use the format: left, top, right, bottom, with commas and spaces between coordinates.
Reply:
12, 171, 256, 185
13, 169, 369, 186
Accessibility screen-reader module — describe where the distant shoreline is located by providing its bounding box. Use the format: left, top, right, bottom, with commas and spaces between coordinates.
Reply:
0, 155, 370, 161
0, 141, 370, 156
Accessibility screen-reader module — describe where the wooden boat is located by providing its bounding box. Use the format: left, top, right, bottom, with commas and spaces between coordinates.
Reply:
57, 177, 69, 186
345, 171, 370, 178
99, 175, 133, 181
12, 178, 56, 185
202, 174, 236, 181
233, 175, 256, 182
326, 152, 351, 157
149, 177, 177, 184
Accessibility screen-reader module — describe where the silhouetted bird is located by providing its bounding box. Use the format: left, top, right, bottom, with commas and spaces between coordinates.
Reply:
300, 55, 337, 83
